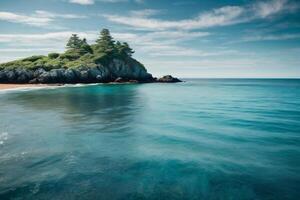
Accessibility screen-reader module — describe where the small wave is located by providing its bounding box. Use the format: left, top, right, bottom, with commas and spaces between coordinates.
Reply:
0, 85, 62, 94
65, 83, 103, 88
30, 183, 40, 194
0, 132, 8, 145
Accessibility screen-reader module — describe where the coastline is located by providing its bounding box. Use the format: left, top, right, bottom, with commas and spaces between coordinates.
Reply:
0, 84, 62, 91
0, 75, 182, 91
0, 82, 140, 92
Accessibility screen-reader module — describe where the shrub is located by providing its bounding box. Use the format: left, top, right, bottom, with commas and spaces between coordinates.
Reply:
22, 55, 45, 62
48, 53, 60, 59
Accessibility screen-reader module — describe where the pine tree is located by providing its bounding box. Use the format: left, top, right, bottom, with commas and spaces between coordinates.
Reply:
80, 38, 93, 54
121, 42, 134, 57
115, 42, 134, 57
115, 41, 122, 54
95, 29, 115, 54
66, 34, 82, 49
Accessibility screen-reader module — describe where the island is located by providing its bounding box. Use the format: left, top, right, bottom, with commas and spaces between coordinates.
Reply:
0, 29, 181, 85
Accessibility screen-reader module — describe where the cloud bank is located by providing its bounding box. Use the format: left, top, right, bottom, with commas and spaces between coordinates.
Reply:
0, 10, 86, 27
103, 0, 298, 30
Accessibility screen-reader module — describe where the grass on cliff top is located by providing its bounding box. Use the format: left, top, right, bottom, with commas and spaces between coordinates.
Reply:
0, 29, 146, 71
0, 47, 130, 71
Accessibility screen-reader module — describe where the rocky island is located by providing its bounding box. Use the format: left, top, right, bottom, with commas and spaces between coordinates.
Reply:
0, 29, 181, 84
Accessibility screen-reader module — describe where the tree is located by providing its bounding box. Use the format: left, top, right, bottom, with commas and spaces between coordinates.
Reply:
115, 41, 122, 54
66, 34, 82, 49
95, 29, 115, 54
80, 38, 93, 54
121, 42, 134, 57
115, 41, 134, 57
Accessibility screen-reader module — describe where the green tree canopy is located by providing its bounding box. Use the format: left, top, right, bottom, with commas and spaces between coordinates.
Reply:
80, 38, 93, 54
66, 34, 82, 49
115, 41, 134, 57
95, 29, 115, 54
121, 42, 134, 57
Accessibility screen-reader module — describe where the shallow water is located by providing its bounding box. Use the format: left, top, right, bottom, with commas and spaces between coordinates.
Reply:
0, 79, 300, 200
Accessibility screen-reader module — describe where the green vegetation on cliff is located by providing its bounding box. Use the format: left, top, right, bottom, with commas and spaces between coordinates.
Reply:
0, 29, 143, 71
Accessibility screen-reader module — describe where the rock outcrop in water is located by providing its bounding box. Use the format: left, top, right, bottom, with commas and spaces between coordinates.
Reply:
0, 29, 181, 84
157, 75, 182, 83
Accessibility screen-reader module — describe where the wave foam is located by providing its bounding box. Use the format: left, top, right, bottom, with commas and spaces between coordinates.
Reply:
0, 132, 8, 145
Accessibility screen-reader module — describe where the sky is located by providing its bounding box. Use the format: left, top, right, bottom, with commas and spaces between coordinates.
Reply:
0, 0, 300, 78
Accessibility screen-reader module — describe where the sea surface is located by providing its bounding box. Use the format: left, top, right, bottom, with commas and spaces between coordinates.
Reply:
0, 79, 299, 200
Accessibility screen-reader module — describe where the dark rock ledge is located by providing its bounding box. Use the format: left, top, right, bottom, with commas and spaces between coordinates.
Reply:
0, 67, 181, 84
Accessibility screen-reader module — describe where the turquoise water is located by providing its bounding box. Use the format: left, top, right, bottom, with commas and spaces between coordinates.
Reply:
0, 79, 300, 200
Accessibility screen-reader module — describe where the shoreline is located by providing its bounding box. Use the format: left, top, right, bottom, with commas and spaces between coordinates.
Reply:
0, 84, 63, 91
0, 82, 145, 91
0, 75, 182, 91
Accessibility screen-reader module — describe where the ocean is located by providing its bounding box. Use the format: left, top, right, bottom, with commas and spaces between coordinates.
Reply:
0, 79, 299, 200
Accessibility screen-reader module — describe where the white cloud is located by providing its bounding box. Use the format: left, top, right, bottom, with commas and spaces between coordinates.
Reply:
69, 0, 94, 5
104, 6, 244, 30
129, 9, 162, 17
0, 10, 86, 27
103, 0, 299, 30
0, 31, 97, 48
242, 33, 300, 42
0, 11, 52, 27
68, 0, 131, 5
35, 10, 86, 19
113, 31, 210, 44
111, 30, 212, 57
0, 48, 56, 52
253, 0, 297, 18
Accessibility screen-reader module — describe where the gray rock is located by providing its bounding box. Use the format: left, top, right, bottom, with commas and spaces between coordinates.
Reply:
15, 69, 33, 83
0, 71, 7, 82
33, 68, 46, 77
158, 75, 182, 83
38, 71, 51, 83
6, 70, 16, 82
64, 69, 76, 83
88, 67, 102, 82
79, 70, 89, 82
0, 58, 158, 83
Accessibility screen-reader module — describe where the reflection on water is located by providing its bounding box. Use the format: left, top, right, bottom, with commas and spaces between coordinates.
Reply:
0, 80, 300, 199
4, 85, 142, 132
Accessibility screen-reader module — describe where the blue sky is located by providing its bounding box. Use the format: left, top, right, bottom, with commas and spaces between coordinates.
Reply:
0, 0, 300, 77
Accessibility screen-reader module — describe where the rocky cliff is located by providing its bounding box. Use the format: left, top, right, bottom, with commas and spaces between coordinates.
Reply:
0, 58, 154, 84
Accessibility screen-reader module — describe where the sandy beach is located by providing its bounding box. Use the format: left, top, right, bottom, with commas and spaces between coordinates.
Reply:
0, 84, 60, 90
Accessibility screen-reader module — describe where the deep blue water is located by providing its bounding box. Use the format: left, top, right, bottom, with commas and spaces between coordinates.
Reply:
0, 79, 300, 200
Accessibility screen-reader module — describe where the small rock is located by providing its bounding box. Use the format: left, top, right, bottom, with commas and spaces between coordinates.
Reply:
129, 80, 139, 83
114, 77, 127, 83
29, 78, 38, 84
157, 75, 182, 83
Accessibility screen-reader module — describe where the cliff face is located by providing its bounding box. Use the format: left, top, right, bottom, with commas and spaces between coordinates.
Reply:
0, 58, 154, 84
